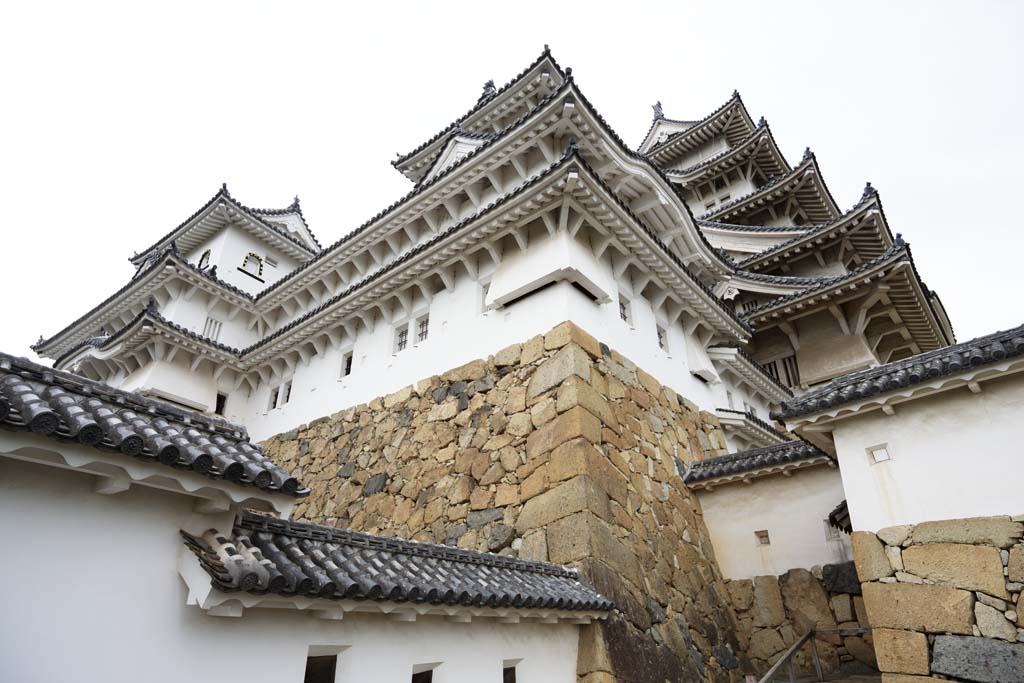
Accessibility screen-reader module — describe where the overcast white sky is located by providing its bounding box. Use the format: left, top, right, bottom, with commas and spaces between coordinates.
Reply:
2, 1, 1022, 359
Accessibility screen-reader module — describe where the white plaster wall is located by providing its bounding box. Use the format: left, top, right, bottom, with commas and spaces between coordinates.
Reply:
831, 373, 1024, 532
193, 224, 302, 294
697, 465, 851, 581
0, 457, 582, 683
240, 263, 744, 441
120, 355, 218, 411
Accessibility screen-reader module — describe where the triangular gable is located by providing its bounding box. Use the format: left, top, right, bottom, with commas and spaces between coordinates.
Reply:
130, 186, 319, 268
421, 133, 492, 184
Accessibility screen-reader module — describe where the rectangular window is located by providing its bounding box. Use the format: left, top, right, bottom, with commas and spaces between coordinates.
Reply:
416, 315, 430, 343
281, 380, 292, 406
395, 326, 409, 353
411, 672, 433, 683
203, 316, 223, 341
304, 655, 337, 683
618, 295, 631, 325
867, 444, 891, 464
755, 529, 771, 546
267, 386, 279, 411
341, 352, 353, 377
704, 200, 716, 211
503, 666, 517, 683
656, 326, 667, 351
215, 393, 227, 416
824, 519, 841, 541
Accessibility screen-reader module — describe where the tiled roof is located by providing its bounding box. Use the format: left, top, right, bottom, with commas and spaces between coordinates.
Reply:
708, 343, 793, 397
733, 183, 886, 269
683, 440, 830, 484
643, 90, 747, 156
130, 185, 319, 268
393, 46, 563, 167
773, 323, 1024, 419
698, 219, 811, 234
740, 242, 908, 319
0, 352, 306, 496
183, 511, 612, 611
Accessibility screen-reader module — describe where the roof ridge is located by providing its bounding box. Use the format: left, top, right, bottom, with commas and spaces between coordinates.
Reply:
644, 90, 746, 155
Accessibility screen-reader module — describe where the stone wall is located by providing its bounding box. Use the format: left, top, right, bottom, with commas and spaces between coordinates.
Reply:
852, 515, 1024, 683
262, 321, 748, 682
725, 561, 876, 674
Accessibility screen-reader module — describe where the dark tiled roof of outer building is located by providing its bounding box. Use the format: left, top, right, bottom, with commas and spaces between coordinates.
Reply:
828, 500, 852, 534
773, 323, 1024, 419
0, 352, 307, 496
683, 440, 830, 485
183, 511, 613, 612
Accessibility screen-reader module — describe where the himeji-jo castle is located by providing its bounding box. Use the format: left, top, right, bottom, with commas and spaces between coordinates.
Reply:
7, 47, 1024, 683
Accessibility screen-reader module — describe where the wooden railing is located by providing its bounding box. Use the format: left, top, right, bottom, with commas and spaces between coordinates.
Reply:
754, 628, 871, 683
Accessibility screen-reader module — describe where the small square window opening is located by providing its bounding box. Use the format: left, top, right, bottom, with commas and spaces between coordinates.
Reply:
303, 655, 337, 683
656, 326, 667, 351
755, 529, 771, 546
341, 352, 353, 378
417, 315, 430, 343
868, 444, 891, 464
215, 393, 227, 416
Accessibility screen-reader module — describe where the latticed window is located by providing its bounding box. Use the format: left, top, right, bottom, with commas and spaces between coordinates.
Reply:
417, 316, 429, 343
395, 327, 408, 352
656, 326, 667, 351
618, 295, 631, 324
765, 354, 800, 388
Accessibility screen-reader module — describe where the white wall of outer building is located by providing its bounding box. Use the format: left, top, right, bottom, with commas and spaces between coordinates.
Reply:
0, 456, 582, 683
829, 372, 1024, 533
697, 465, 852, 581
234, 226, 764, 440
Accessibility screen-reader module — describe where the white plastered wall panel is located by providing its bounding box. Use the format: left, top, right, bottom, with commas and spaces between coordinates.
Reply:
696, 465, 851, 580
0, 457, 582, 683
830, 372, 1024, 532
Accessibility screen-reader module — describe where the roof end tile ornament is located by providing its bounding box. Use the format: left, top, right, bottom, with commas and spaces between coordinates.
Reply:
477, 79, 497, 104
652, 101, 664, 121
862, 181, 877, 199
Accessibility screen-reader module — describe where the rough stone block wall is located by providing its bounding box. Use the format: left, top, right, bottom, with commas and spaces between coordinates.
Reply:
725, 561, 876, 674
262, 322, 748, 682
852, 515, 1024, 683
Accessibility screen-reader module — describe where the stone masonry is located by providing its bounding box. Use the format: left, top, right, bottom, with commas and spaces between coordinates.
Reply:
725, 561, 876, 675
853, 515, 1024, 683
262, 322, 747, 682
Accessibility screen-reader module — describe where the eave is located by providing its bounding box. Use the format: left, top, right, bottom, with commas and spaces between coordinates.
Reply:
707, 345, 794, 404
393, 48, 566, 182
130, 186, 319, 267
687, 453, 834, 491
642, 92, 755, 162
701, 153, 842, 225
737, 187, 894, 271
715, 408, 790, 449
34, 248, 256, 360
665, 121, 790, 186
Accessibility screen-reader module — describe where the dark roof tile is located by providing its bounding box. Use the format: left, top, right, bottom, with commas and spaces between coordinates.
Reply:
774, 323, 1024, 419
183, 511, 612, 611
0, 352, 306, 496
684, 440, 830, 484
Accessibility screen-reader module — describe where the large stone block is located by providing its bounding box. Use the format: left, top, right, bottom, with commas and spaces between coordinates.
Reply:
544, 321, 603, 359
556, 376, 618, 430
822, 561, 862, 595
751, 575, 786, 628
779, 568, 838, 633
527, 343, 591, 399
975, 601, 1018, 642
878, 524, 914, 547
902, 543, 1010, 598
844, 635, 877, 668
873, 629, 929, 675
862, 582, 973, 634
546, 511, 640, 584
830, 594, 853, 623
515, 475, 611, 533
931, 634, 1024, 683
748, 628, 786, 660
726, 579, 754, 612
1008, 545, 1024, 583
881, 676, 946, 683
546, 438, 628, 506
912, 516, 1023, 548
525, 406, 602, 459
852, 531, 894, 581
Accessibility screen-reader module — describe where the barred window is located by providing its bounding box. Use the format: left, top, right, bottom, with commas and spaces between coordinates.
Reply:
417, 315, 429, 343
395, 327, 409, 352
